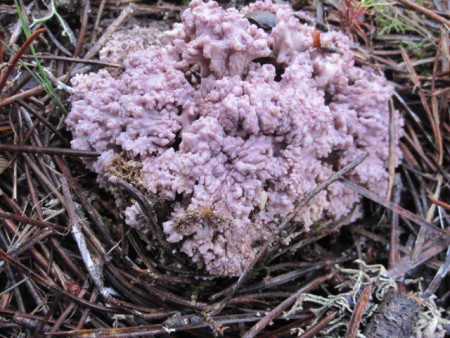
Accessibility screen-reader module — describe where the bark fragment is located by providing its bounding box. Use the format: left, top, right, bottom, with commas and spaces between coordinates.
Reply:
364, 292, 420, 338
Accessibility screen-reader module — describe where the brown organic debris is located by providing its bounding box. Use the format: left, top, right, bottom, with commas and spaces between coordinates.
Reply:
0, 0, 448, 336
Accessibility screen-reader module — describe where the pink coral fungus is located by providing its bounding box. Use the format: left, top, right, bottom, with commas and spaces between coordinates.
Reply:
67, 0, 403, 276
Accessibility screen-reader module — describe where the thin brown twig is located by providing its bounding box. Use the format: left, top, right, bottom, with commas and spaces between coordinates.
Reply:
208, 242, 270, 316
0, 247, 118, 313
66, 0, 90, 80
0, 206, 62, 282
411, 175, 443, 261
109, 176, 173, 255
385, 99, 396, 202
16, 99, 68, 145
74, 4, 135, 70
54, 156, 116, 247
346, 284, 372, 338
242, 273, 334, 338
31, 293, 63, 338
298, 311, 337, 338
270, 208, 357, 262
279, 152, 368, 230
0, 28, 46, 93
7, 228, 54, 258
388, 177, 402, 270
50, 313, 301, 336
0, 74, 68, 107
387, 234, 450, 279
343, 180, 450, 239
396, 0, 450, 27
424, 249, 450, 298
401, 48, 442, 169
0, 209, 66, 233
49, 286, 88, 334
78, 1, 92, 55
92, 0, 107, 43
23, 162, 86, 280
76, 290, 97, 330
0, 143, 100, 157
61, 176, 110, 300
0, 309, 77, 330
428, 196, 450, 210
258, 315, 315, 338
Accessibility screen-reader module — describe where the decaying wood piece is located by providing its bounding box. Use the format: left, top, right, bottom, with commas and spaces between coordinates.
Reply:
364, 292, 420, 338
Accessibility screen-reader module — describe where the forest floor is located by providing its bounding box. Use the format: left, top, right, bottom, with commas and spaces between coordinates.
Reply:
0, 0, 449, 337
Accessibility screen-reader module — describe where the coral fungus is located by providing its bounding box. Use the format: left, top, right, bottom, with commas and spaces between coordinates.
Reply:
67, 0, 403, 276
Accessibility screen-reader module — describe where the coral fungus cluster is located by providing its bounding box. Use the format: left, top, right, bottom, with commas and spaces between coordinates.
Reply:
67, 0, 403, 276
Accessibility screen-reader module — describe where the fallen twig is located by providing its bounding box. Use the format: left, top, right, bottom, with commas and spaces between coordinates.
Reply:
396, 0, 450, 27
346, 284, 372, 338
0, 28, 46, 93
0, 144, 100, 157
242, 273, 334, 338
